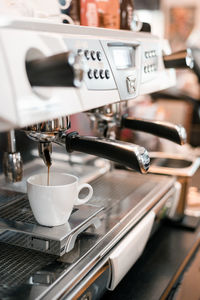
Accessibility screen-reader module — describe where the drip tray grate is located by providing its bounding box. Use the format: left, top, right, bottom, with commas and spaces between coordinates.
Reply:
0, 195, 78, 225
0, 189, 25, 208
0, 197, 36, 224
0, 242, 56, 287
0, 191, 103, 256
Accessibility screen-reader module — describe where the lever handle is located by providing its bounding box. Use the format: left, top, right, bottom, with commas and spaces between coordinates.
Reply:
163, 49, 194, 69
121, 117, 187, 145
65, 132, 150, 174
26, 51, 84, 87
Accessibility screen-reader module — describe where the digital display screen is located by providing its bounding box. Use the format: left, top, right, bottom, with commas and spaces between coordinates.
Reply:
111, 46, 134, 69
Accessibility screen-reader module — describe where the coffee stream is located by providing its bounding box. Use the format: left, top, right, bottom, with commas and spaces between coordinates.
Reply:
47, 165, 50, 186
44, 149, 52, 186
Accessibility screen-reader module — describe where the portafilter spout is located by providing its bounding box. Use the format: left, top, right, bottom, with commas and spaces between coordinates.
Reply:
24, 116, 70, 167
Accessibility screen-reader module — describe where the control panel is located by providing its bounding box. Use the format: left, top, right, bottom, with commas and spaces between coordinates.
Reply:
141, 43, 160, 83
64, 38, 141, 100
101, 41, 140, 100
64, 39, 116, 90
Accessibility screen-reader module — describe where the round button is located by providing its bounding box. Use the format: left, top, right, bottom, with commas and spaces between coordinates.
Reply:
77, 49, 83, 56
144, 66, 148, 73
99, 69, 105, 79
84, 50, 90, 60
105, 69, 110, 79
96, 51, 102, 61
148, 51, 152, 58
94, 69, 99, 79
91, 50, 96, 60
88, 69, 93, 79
145, 51, 149, 59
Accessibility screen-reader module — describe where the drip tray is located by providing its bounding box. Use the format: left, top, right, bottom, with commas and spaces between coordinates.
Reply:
0, 192, 103, 256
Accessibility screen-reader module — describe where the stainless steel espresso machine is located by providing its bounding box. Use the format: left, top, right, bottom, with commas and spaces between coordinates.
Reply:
0, 17, 192, 300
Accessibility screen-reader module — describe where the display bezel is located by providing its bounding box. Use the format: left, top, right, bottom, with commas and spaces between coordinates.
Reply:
109, 45, 135, 70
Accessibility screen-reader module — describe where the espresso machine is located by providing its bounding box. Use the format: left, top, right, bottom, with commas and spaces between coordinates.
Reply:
0, 17, 193, 299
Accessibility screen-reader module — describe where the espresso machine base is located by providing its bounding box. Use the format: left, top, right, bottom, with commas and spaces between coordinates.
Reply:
0, 170, 176, 300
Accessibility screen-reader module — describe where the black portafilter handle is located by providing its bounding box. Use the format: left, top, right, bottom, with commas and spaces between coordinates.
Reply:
163, 49, 194, 69
65, 132, 150, 174
121, 116, 187, 145
26, 51, 84, 87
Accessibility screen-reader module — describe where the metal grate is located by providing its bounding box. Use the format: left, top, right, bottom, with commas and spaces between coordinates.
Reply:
0, 242, 56, 287
0, 193, 79, 225
0, 197, 36, 224
0, 189, 25, 207
0, 231, 61, 255
89, 172, 156, 208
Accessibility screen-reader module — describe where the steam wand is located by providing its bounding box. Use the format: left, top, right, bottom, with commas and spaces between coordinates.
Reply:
3, 130, 23, 182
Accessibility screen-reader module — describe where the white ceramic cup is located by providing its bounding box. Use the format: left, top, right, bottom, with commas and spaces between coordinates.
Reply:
27, 173, 93, 227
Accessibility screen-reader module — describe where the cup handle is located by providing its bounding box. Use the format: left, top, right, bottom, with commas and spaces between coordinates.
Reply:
75, 183, 93, 205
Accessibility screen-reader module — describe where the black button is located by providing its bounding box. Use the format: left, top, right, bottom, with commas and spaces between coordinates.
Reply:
105, 69, 110, 79
84, 50, 90, 60
88, 69, 93, 79
94, 69, 99, 79
91, 50, 96, 60
99, 69, 105, 79
77, 49, 83, 56
96, 51, 102, 61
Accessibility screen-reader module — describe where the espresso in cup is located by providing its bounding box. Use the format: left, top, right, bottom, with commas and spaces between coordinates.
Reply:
27, 173, 93, 227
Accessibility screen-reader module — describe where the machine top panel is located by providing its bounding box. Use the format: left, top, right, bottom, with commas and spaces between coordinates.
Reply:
0, 17, 157, 40
0, 17, 176, 130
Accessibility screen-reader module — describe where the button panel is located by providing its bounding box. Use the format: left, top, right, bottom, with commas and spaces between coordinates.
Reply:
144, 49, 158, 74
82, 49, 103, 62
145, 50, 156, 59
78, 48, 111, 81
144, 64, 157, 73
64, 39, 116, 91
142, 47, 159, 83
